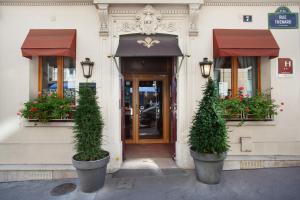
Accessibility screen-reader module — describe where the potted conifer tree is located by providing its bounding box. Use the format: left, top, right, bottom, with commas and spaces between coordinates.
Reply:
189, 78, 229, 184
72, 86, 109, 193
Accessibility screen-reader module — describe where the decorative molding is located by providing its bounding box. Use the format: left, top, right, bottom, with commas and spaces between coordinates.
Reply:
117, 5, 179, 35
1, 0, 300, 6
159, 22, 177, 32
118, 21, 178, 34
204, 0, 300, 6
188, 3, 202, 36
136, 5, 162, 35
109, 8, 189, 15
95, 3, 109, 36
0, 0, 93, 6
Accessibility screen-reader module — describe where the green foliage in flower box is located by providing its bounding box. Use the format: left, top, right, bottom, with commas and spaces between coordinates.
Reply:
73, 86, 107, 161
189, 78, 229, 154
219, 98, 244, 119
20, 93, 74, 123
219, 89, 279, 121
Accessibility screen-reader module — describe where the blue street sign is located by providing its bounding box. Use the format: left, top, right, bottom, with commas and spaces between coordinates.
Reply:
268, 6, 298, 29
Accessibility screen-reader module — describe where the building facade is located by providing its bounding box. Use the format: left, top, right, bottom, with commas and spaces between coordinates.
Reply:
0, 0, 300, 181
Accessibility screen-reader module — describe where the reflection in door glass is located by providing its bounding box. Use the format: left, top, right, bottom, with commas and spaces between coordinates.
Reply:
125, 81, 133, 140
139, 81, 163, 139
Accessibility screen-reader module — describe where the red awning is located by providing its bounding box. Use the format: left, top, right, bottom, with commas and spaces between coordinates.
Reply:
213, 29, 279, 58
21, 29, 76, 59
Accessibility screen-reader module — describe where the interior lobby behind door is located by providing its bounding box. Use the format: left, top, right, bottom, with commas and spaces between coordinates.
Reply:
124, 75, 169, 144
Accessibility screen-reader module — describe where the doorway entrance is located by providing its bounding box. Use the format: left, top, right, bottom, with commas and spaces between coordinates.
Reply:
120, 56, 177, 160
116, 34, 182, 160
124, 74, 170, 144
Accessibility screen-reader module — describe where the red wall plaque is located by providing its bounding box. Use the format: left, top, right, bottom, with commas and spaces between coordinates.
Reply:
278, 58, 293, 74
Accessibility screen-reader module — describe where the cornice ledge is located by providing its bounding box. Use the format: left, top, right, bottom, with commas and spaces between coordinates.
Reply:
108, 8, 189, 15
204, 0, 300, 6
0, 0, 93, 6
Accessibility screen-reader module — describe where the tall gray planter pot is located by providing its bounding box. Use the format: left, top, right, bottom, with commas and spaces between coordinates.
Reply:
72, 154, 110, 193
190, 149, 226, 184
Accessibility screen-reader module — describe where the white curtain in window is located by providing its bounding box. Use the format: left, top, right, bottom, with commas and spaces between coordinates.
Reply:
237, 57, 258, 96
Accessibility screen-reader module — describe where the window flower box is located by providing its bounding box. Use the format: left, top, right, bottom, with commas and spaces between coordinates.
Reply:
219, 89, 279, 122
243, 113, 274, 121
19, 93, 75, 123
27, 118, 74, 122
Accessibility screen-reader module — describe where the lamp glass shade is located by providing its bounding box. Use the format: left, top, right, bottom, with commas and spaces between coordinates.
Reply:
82, 65, 91, 78
81, 58, 94, 79
202, 64, 211, 78
199, 58, 213, 78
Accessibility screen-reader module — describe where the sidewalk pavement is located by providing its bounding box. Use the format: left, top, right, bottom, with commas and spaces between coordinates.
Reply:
0, 167, 300, 200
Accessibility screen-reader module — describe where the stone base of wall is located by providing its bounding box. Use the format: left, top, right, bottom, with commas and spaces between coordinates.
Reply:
223, 155, 300, 170
224, 160, 300, 170
1, 157, 300, 182
0, 170, 77, 182
0, 165, 77, 182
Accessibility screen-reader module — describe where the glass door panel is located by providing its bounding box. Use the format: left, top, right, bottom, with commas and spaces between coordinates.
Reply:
138, 80, 163, 139
124, 80, 133, 140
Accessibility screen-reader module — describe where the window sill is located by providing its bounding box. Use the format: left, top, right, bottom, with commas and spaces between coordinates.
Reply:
23, 120, 74, 127
226, 120, 276, 126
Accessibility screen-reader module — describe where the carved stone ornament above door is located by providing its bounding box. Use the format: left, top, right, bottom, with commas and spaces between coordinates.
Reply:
136, 5, 161, 35
118, 5, 178, 35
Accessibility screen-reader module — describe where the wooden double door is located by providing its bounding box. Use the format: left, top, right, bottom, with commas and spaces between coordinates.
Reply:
123, 74, 170, 144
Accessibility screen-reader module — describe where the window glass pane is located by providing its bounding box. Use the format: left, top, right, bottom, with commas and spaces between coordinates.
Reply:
42, 57, 58, 95
139, 80, 163, 139
63, 57, 76, 101
237, 57, 258, 97
214, 57, 232, 98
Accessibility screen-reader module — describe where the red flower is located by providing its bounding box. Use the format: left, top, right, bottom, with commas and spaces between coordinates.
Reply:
16, 112, 21, 116
239, 95, 244, 101
239, 86, 245, 91
30, 107, 38, 112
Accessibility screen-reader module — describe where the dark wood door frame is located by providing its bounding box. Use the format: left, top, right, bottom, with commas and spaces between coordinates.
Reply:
124, 74, 170, 144
120, 57, 178, 158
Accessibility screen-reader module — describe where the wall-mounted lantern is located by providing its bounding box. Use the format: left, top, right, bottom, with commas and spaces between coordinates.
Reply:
80, 58, 94, 79
199, 57, 213, 78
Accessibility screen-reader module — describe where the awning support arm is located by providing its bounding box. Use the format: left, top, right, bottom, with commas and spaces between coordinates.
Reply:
176, 54, 190, 78
108, 55, 122, 77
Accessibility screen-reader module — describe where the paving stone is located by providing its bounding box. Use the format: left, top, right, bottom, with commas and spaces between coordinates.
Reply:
1, 167, 300, 200
116, 178, 135, 190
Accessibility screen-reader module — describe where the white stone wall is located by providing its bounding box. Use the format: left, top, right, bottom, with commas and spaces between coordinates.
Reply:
0, 5, 122, 171
0, 2, 300, 173
176, 5, 300, 168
